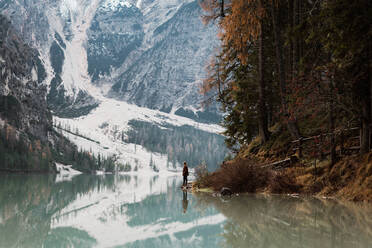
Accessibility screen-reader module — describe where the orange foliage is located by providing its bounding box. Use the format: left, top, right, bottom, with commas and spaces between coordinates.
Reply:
34, 140, 42, 151
220, 0, 265, 64
201, 0, 267, 64
200, 0, 269, 96
199, 0, 222, 24
5, 125, 14, 141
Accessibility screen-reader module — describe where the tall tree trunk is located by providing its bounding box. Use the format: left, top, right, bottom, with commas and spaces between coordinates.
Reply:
361, 43, 372, 154
288, 0, 293, 82
270, 2, 300, 139
220, 0, 225, 17
329, 75, 336, 167
292, 0, 299, 77
258, 18, 270, 144
361, 98, 370, 154
361, 77, 371, 154
370, 38, 372, 152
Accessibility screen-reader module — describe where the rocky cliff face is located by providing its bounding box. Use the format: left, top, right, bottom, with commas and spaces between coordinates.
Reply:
1, 0, 100, 118
89, 0, 218, 113
0, 15, 119, 172
0, 15, 51, 140
87, 3, 144, 81
1, 0, 219, 119
119, 2, 214, 108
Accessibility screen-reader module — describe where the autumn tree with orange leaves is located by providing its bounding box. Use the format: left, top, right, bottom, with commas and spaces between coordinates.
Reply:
200, 0, 372, 163
201, 0, 279, 148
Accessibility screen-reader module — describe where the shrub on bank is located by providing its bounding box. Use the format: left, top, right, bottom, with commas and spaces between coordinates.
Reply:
196, 159, 300, 194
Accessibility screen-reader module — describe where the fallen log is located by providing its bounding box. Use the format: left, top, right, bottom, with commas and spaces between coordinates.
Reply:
262, 158, 291, 169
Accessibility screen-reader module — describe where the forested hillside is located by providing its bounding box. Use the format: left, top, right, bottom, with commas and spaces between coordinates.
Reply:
197, 0, 372, 201
0, 15, 115, 173
125, 120, 228, 170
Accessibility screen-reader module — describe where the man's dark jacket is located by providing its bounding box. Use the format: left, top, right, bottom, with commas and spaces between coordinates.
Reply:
183, 166, 189, 177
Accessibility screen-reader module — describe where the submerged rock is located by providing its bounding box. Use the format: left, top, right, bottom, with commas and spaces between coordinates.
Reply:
220, 187, 233, 196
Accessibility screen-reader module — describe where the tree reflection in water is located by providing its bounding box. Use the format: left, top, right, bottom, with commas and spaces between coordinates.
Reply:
195, 194, 372, 248
0, 174, 117, 247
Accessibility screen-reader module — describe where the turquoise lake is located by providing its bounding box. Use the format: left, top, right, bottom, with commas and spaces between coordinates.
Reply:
0, 174, 371, 247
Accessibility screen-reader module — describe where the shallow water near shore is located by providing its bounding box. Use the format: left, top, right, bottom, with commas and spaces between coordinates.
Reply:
0, 173, 371, 247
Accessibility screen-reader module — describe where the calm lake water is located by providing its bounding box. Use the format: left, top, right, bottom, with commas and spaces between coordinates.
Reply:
0, 174, 371, 248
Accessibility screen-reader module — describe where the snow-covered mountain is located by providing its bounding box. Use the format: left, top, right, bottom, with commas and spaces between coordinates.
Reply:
0, 0, 225, 171
0, 0, 218, 118
1, 0, 101, 117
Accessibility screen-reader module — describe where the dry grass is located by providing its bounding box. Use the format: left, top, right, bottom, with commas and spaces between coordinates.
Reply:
196, 158, 300, 194
292, 154, 372, 202
322, 155, 372, 201
196, 152, 372, 202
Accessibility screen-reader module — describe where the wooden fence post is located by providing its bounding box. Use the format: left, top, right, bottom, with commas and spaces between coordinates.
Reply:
319, 134, 324, 160
357, 127, 361, 153
340, 129, 344, 156
369, 124, 371, 151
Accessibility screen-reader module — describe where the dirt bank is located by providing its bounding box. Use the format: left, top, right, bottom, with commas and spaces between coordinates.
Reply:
194, 153, 372, 203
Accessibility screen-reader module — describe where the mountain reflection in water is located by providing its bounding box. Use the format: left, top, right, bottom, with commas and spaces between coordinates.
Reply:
0, 174, 223, 247
0, 174, 371, 248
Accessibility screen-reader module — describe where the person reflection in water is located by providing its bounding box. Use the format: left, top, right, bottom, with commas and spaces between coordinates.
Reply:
182, 191, 188, 213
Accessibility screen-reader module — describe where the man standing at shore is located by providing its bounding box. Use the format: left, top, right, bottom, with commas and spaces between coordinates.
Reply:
182, 161, 189, 187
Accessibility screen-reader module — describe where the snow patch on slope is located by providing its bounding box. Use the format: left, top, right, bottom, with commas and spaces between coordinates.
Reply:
53, 95, 223, 172
55, 163, 83, 183
59, 0, 101, 99
101, 0, 133, 11
60, 0, 79, 18
55, 163, 82, 175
